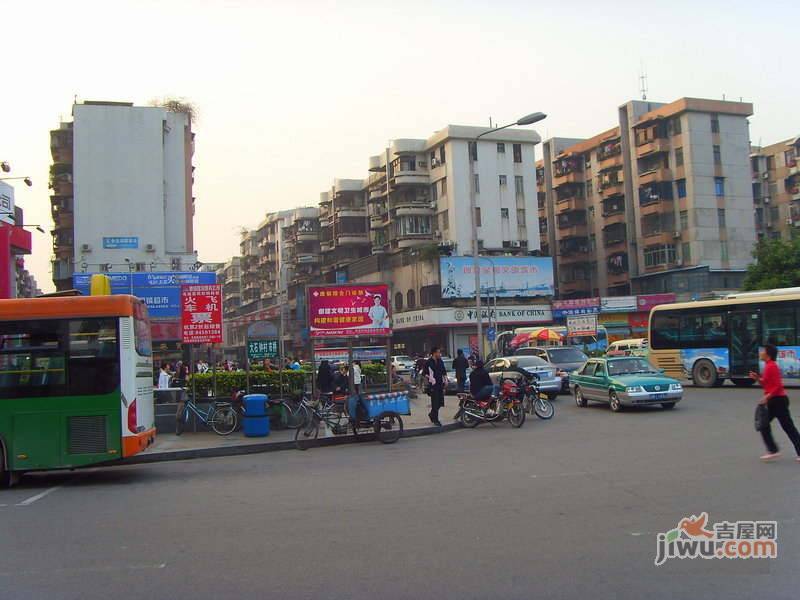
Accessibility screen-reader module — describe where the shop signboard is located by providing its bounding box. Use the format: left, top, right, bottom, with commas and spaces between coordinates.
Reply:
392, 304, 552, 330
600, 296, 637, 313
567, 314, 598, 337
636, 293, 677, 313
181, 284, 223, 344
552, 297, 600, 318
247, 339, 278, 360
313, 346, 387, 363
308, 284, 391, 338
440, 257, 554, 299
102, 236, 139, 249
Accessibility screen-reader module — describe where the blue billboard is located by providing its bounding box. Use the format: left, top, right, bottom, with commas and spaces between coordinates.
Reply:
102, 236, 139, 249
440, 257, 554, 299
72, 271, 217, 318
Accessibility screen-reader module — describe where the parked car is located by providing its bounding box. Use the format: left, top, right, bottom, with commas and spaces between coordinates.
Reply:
390, 355, 416, 375
605, 338, 649, 357
484, 356, 562, 400
440, 357, 472, 394
569, 356, 682, 412
514, 346, 588, 393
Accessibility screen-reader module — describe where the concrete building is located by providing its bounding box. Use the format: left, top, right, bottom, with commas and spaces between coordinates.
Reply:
750, 137, 800, 240
537, 97, 756, 298
319, 180, 371, 283
49, 100, 196, 290
0, 183, 33, 299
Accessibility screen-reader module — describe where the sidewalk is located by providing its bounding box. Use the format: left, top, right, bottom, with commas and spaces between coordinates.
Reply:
125, 393, 462, 464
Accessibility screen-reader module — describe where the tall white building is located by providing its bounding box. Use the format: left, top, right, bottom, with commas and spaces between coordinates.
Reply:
50, 100, 196, 290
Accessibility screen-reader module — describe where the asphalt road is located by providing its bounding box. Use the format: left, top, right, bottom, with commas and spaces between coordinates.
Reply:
2, 387, 799, 600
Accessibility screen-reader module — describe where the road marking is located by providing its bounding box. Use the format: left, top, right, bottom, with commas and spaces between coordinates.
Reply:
530, 471, 589, 479
15, 485, 63, 506
0, 563, 167, 577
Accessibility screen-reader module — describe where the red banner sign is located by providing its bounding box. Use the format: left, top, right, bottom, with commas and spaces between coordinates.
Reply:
636, 293, 677, 313
308, 284, 391, 338
181, 284, 223, 344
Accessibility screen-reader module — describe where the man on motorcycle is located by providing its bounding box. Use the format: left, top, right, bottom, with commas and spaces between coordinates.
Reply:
469, 360, 498, 415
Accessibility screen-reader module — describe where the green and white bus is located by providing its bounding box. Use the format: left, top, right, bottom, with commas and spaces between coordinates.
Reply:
0, 295, 156, 487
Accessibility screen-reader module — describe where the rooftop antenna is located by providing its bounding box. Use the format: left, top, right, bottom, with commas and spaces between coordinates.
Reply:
489, 117, 493, 128
639, 67, 648, 101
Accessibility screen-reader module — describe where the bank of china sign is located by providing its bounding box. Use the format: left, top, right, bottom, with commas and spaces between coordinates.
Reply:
393, 305, 552, 330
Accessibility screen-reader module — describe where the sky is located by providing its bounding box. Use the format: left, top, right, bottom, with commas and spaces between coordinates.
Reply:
2, 0, 798, 292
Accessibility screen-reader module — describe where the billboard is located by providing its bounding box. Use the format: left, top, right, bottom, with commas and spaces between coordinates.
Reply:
600, 296, 637, 313
552, 297, 600, 318
308, 284, 391, 338
73, 271, 217, 318
181, 284, 223, 344
567, 315, 598, 337
102, 236, 139, 249
440, 257, 554, 299
636, 293, 677, 313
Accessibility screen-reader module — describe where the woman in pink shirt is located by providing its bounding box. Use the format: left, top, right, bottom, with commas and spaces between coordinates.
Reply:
749, 343, 800, 461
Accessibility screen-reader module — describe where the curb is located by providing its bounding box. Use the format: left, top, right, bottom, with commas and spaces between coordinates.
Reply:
122, 421, 463, 465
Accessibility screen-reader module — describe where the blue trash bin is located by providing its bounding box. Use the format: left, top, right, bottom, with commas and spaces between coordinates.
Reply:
243, 394, 270, 437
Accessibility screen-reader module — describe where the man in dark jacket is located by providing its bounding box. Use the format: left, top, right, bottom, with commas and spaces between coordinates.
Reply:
469, 360, 495, 401
426, 347, 447, 426
453, 349, 469, 393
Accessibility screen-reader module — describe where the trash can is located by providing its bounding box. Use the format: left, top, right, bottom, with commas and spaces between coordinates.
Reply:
243, 394, 270, 437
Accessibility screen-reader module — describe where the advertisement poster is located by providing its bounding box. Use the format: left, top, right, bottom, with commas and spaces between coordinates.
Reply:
681, 348, 729, 378
553, 297, 600, 318
760, 346, 800, 380
637, 293, 677, 313
567, 315, 598, 337
440, 257, 554, 299
308, 284, 391, 338
73, 272, 217, 318
181, 284, 223, 344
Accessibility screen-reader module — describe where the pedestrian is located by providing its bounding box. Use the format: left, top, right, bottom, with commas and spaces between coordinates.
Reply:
333, 364, 349, 395
316, 360, 334, 401
453, 349, 469, 393
263, 358, 273, 371
352, 360, 363, 396
158, 364, 172, 390
426, 347, 447, 426
750, 344, 800, 461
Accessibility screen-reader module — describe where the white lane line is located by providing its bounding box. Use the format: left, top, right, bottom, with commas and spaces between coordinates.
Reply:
15, 485, 63, 506
530, 471, 589, 479
0, 563, 167, 577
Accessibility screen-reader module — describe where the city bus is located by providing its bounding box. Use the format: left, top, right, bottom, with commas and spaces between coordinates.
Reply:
0, 295, 155, 487
648, 287, 800, 387
506, 325, 609, 354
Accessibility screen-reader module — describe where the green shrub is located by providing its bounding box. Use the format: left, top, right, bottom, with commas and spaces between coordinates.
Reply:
362, 363, 387, 384
187, 370, 307, 398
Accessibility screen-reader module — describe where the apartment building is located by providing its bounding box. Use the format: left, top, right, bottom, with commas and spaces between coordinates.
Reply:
49, 100, 197, 290
537, 97, 755, 298
750, 137, 800, 240
217, 257, 242, 349
319, 180, 371, 283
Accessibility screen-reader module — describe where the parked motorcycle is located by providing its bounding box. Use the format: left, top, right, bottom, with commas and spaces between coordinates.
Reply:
457, 379, 526, 428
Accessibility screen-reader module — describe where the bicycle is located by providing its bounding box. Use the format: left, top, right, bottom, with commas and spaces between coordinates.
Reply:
231, 389, 308, 430
176, 396, 239, 436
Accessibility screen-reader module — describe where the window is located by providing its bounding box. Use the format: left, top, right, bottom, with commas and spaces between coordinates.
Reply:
580, 362, 597, 376
440, 178, 447, 196
721, 241, 728, 262
473, 174, 480, 193
513, 143, 522, 163
717, 208, 726, 229
651, 311, 727, 349
680, 210, 688, 230
469, 141, 478, 161
397, 215, 431, 236
440, 209, 449, 231
430, 182, 438, 203
134, 302, 152, 357
499, 175, 507, 186
497, 143, 505, 154
420, 285, 441, 306
711, 115, 719, 133
651, 313, 680, 348
514, 175, 524, 197
68, 319, 119, 396
713, 145, 722, 165
715, 177, 725, 197
763, 308, 796, 345
676, 179, 687, 198
517, 208, 526, 225
475, 207, 482, 227
675, 147, 684, 167
643, 244, 676, 268
586, 179, 593, 196
439, 145, 446, 164
394, 292, 403, 311
682, 242, 691, 262
406, 290, 416, 310
501, 208, 509, 219
672, 117, 682, 135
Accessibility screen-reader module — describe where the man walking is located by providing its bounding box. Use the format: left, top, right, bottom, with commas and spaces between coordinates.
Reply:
426, 347, 447, 426
453, 349, 469, 393
352, 360, 363, 396
749, 343, 800, 461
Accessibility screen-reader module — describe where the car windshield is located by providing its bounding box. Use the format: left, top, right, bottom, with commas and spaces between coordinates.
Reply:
547, 348, 587, 363
607, 358, 657, 376
394, 356, 412, 362
442, 359, 453, 369
513, 356, 550, 369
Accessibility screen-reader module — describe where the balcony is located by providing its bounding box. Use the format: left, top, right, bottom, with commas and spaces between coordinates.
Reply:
597, 140, 622, 166
636, 137, 670, 158
336, 207, 366, 218
395, 233, 434, 249
320, 240, 334, 252
337, 232, 370, 245
638, 168, 672, 185
370, 214, 385, 230
394, 203, 434, 217
553, 170, 584, 187
51, 259, 73, 282
643, 243, 678, 271
369, 188, 386, 202
559, 280, 591, 296
559, 237, 589, 257
601, 196, 625, 217
602, 223, 627, 248
296, 253, 321, 264
296, 230, 319, 242
606, 252, 629, 276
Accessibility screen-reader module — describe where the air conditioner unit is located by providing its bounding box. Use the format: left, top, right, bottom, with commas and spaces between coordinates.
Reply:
672, 231, 681, 239
787, 217, 794, 225
145, 243, 156, 253
80, 243, 92, 253
510, 241, 522, 248
762, 172, 769, 179
430, 158, 439, 167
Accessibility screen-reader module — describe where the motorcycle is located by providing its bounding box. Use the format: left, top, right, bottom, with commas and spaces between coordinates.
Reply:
457, 379, 526, 428
521, 377, 555, 420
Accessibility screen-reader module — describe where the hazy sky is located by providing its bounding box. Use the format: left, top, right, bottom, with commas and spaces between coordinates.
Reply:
3, 0, 798, 292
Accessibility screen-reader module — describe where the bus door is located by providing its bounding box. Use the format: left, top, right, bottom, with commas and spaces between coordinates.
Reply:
728, 311, 760, 377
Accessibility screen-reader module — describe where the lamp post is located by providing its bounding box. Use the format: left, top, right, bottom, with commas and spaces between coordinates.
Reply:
0, 177, 33, 187
468, 112, 546, 358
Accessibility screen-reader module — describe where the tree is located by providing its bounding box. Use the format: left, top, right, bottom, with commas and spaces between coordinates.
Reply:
149, 97, 198, 122
742, 237, 800, 291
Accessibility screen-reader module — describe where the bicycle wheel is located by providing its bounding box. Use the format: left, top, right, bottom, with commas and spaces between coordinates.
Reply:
374, 412, 403, 444
295, 417, 320, 450
282, 401, 307, 429
534, 397, 554, 420
508, 403, 526, 428
210, 405, 238, 435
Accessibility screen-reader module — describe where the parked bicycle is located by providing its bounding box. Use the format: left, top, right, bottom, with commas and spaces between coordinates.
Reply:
176, 396, 239, 436
231, 389, 307, 430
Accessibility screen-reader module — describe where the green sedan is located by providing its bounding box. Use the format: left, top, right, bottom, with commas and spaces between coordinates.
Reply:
569, 356, 683, 412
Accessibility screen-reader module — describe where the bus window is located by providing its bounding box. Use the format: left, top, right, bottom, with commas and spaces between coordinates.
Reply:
703, 314, 727, 345
0, 321, 67, 397
68, 319, 119, 395
679, 314, 704, 348
763, 308, 796, 346
651, 313, 679, 349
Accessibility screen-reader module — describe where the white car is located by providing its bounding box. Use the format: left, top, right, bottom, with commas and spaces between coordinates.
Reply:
391, 355, 416, 374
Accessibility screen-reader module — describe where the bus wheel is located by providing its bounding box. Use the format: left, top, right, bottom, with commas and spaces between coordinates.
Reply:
692, 360, 718, 388
732, 378, 756, 387
0, 447, 18, 489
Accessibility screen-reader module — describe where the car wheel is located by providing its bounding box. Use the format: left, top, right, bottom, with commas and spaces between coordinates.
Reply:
574, 386, 587, 407
609, 390, 622, 412
692, 359, 718, 388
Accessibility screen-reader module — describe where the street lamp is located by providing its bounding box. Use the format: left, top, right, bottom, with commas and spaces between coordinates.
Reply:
0, 176, 32, 187
468, 111, 546, 358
